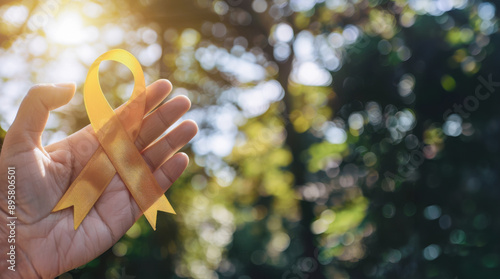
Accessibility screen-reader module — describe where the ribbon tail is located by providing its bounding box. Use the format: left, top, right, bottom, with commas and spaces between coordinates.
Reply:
95, 116, 175, 230
52, 148, 115, 230
143, 195, 175, 230
52, 192, 93, 230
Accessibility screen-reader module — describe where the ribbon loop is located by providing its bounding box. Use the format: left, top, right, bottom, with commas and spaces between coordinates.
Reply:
53, 49, 175, 230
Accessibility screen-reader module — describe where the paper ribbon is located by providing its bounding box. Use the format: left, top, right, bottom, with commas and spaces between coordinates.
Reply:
52, 49, 175, 230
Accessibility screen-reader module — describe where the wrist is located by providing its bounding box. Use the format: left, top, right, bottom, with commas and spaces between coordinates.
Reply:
0, 251, 41, 279
0, 219, 41, 278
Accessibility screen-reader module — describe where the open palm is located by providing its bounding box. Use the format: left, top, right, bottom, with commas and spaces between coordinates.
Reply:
0, 80, 197, 278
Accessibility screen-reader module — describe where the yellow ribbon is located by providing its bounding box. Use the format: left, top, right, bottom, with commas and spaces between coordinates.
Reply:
52, 49, 175, 230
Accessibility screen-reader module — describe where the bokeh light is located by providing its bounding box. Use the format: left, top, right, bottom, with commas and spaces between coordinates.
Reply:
1, 0, 500, 278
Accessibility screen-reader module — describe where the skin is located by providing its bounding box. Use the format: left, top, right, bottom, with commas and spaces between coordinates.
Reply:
0, 80, 198, 278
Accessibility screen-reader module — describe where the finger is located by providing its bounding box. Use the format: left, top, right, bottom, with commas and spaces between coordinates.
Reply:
7, 83, 75, 148
135, 95, 191, 151
131, 152, 189, 219
141, 79, 173, 114
154, 152, 189, 191
115, 79, 172, 118
142, 120, 198, 171
80, 79, 173, 135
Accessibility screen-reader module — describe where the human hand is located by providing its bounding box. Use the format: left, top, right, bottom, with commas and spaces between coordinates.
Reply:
0, 80, 197, 278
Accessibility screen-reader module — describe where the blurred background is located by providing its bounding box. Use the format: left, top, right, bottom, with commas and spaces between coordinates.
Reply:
1, 0, 500, 278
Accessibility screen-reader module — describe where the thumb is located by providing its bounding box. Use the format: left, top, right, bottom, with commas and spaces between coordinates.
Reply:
7, 83, 76, 148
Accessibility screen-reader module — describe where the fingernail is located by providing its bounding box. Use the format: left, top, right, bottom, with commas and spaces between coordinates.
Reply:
54, 82, 76, 88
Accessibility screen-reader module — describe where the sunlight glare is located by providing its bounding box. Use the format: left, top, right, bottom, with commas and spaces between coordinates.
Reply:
46, 11, 86, 45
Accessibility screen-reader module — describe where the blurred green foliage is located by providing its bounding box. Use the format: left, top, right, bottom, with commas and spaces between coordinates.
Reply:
2, 0, 500, 278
